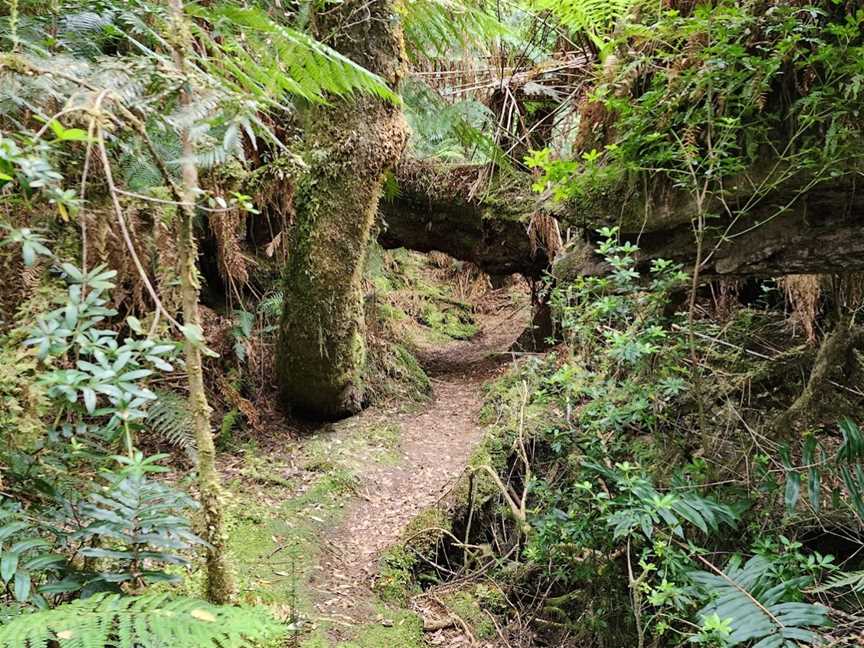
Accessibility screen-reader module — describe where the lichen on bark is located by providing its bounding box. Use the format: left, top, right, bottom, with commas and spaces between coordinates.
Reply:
277, 0, 408, 419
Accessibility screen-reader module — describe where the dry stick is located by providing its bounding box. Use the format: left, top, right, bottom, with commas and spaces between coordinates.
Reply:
626, 540, 645, 648
671, 129, 710, 453
167, 0, 235, 604
96, 126, 181, 331
79, 117, 96, 278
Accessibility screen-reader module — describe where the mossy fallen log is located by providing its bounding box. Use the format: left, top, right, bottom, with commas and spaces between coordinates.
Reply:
378, 160, 550, 278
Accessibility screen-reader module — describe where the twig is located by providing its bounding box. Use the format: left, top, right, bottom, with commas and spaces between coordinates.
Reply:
95, 124, 181, 330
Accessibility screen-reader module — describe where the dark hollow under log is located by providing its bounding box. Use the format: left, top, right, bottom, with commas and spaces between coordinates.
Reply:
378, 160, 549, 278
379, 159, 864, 282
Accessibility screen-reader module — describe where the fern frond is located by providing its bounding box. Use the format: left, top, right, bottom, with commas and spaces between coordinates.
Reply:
811, 569, 864, 594
0, 593, 284, 647
145, 391, 196, 459
531, 0, 633, 48
186, 3, 398, 105
257, 290, 284, 321
400, 0, 512, 61
403, 78, 510, 166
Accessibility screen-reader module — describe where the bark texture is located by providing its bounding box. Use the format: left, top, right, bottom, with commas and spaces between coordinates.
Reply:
278, 0, 407, 419
553, 175, 864, 281
378, 161, 864, 281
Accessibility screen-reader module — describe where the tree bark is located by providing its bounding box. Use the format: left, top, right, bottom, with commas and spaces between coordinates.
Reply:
553, 175, 864, 280
169, 0, 234, 603
278, 0, 407, 419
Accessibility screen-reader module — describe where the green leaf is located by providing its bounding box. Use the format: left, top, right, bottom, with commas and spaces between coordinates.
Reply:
0, 553, 18, 583
0, 592, 284, 647
57, 128, 90, 142
82, 387, 97, 414
13, 570, 31, 602
785, 471, 801, 514
0, 522, 28, 542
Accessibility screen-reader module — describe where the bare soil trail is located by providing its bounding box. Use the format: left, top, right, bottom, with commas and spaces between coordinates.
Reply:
307, 301, 529, 630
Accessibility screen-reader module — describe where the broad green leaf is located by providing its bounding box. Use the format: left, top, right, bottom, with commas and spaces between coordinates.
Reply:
13, 570, 31, 602
785, 471, 801, 514
0, 553, 18, 583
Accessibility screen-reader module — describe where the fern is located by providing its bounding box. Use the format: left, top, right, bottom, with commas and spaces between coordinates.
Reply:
257, 290, 284, 322
402, 78, 511, 166
811, 569, 864, 594
186, 3, 398, 105
690, 555, 831, 648
145, 391, 196, 459
0, 592, 284, 647
400, 0, 512, 61
531, 0, 633, 49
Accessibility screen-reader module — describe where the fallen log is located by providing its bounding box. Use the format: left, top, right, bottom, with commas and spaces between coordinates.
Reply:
379, 159, 864, 282
378, 159, 550, 278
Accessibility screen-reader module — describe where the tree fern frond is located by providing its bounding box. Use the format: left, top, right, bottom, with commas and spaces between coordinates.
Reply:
0, 593, 284, 647
145, 391, 197, 459
186, 3, 399, 105
400, 0, 512, 61
531, 0, 633, 48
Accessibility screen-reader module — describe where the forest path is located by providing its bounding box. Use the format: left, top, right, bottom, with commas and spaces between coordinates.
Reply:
306, 301, 529, 632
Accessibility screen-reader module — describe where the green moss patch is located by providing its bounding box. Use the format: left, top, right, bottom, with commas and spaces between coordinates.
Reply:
300, 605, 425, 648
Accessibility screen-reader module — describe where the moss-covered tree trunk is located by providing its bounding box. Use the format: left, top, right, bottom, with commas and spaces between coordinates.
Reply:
277, 1, 407, 419
169, 0, 234, 603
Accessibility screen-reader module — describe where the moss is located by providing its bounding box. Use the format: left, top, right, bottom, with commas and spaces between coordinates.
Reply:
300, 606, 425, 648
441, 590, 497, 640
420, 304, 478, 340
304, 419, 404, 472
222, 442, 360, 619
366, 339, 432, 404
376, 507, 451, 604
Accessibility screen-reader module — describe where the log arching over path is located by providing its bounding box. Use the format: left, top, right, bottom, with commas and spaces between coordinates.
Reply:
379, 160, 864, 280
554, 175, 864, 281
378, 160, 549, 278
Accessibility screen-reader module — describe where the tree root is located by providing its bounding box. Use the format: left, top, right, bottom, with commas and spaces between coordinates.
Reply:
771, 319, 864, 438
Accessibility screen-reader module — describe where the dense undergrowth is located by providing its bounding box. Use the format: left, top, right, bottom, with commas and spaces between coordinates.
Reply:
2, 0, 864, 646
530, 0, 864, 226
397, 232, 864, 647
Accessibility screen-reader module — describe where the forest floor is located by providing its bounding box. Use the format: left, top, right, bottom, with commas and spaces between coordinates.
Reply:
217, 290, 529, 647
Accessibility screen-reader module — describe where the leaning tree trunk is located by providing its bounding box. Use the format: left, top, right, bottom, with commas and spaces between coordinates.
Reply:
277, 0, 407, 419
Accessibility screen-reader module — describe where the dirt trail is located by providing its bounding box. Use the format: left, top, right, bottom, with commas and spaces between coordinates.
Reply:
308, 304, 528, 628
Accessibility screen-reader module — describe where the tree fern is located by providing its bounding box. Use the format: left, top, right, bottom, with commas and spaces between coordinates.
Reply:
0, 592, 283, 647
690, 555, 831, 647
186, 3, 398, 105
